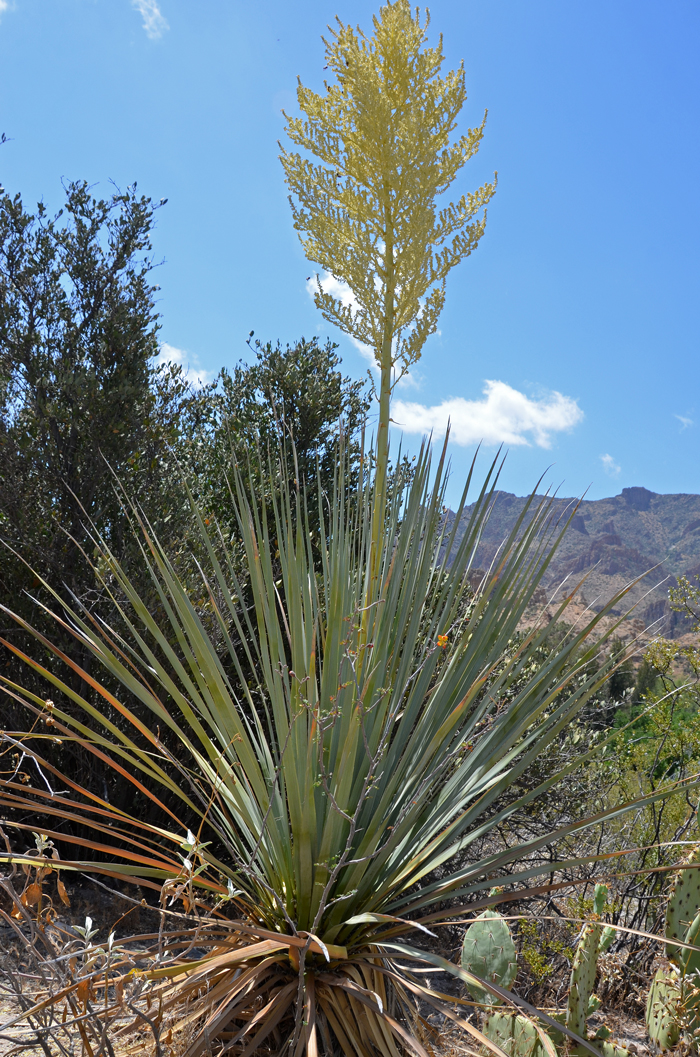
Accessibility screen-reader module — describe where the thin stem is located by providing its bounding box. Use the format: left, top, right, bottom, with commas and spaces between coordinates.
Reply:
363, 197, 395, 663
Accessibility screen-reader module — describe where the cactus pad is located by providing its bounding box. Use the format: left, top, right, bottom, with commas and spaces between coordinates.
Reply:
665, 849, 700, 964
482, 1012, 552, 1057
677, 910, 700, 980
599, 1043, 633, 1057
566, 884, 608, 1038
645, 966, 681, 1051
461, 910, 517, 1006
599, 926, 616, 955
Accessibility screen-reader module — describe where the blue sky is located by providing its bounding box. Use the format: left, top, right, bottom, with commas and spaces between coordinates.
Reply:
1, 0, 698, 504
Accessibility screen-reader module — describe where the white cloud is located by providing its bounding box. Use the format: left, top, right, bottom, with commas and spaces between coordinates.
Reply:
0, 1, 12, 17
600, 453, 621, 477
306, 272, 360, 315
393, 367, 422, 391
155, 343, 213, 386
675, 413, 693, 430
392, 381, 583, 449
132, 0, 168, 39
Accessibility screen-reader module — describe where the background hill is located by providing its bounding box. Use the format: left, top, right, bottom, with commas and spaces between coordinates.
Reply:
449, 486, 700, 638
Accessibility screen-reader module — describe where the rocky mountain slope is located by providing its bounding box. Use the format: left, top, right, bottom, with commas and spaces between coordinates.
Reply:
448, 486, 700, 637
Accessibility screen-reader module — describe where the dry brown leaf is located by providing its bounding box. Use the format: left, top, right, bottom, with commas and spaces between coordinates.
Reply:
77, 979, 89, 1009
21, 882, 42, 907
57, 878, 70, 906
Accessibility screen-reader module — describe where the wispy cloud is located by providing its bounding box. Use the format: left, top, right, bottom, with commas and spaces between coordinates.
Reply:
392, 381, 583, 448
132, 0, 168, 40
600, 453, 621, 477
675, 413, 693, 430
0, 1, 12, 18
156, 343, 213, 386
306, 272, 358, 307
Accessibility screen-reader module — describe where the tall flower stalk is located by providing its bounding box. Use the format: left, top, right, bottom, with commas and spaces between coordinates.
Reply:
280, 0, 495, 597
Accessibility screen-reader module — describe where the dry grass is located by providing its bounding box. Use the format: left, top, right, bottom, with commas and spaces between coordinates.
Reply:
0, 870, 211, 1057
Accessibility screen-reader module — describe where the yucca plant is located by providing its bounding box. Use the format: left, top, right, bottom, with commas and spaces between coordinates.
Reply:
0, 433, 662, 1057
1, 5, 689, 1055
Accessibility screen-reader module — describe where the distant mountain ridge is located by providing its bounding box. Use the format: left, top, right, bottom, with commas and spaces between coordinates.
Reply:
448, 486, 700, 637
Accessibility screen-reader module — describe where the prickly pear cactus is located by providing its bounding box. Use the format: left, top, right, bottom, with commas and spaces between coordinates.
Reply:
599, 925, 616, 956
599, 1043, 634, 1057
462, 887, 635, 1057
665, 847, 700, 965
481, 1012, 629, 1057
471, 886, 634, 1057
677, 910, 700, 979
566, 883, 609, 1047
642, 845, 700, 1044
461, 910, 518, 1007
482, 1012, 553, 1057
646, 844, 700, 1048
645, 965, 681, 1051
